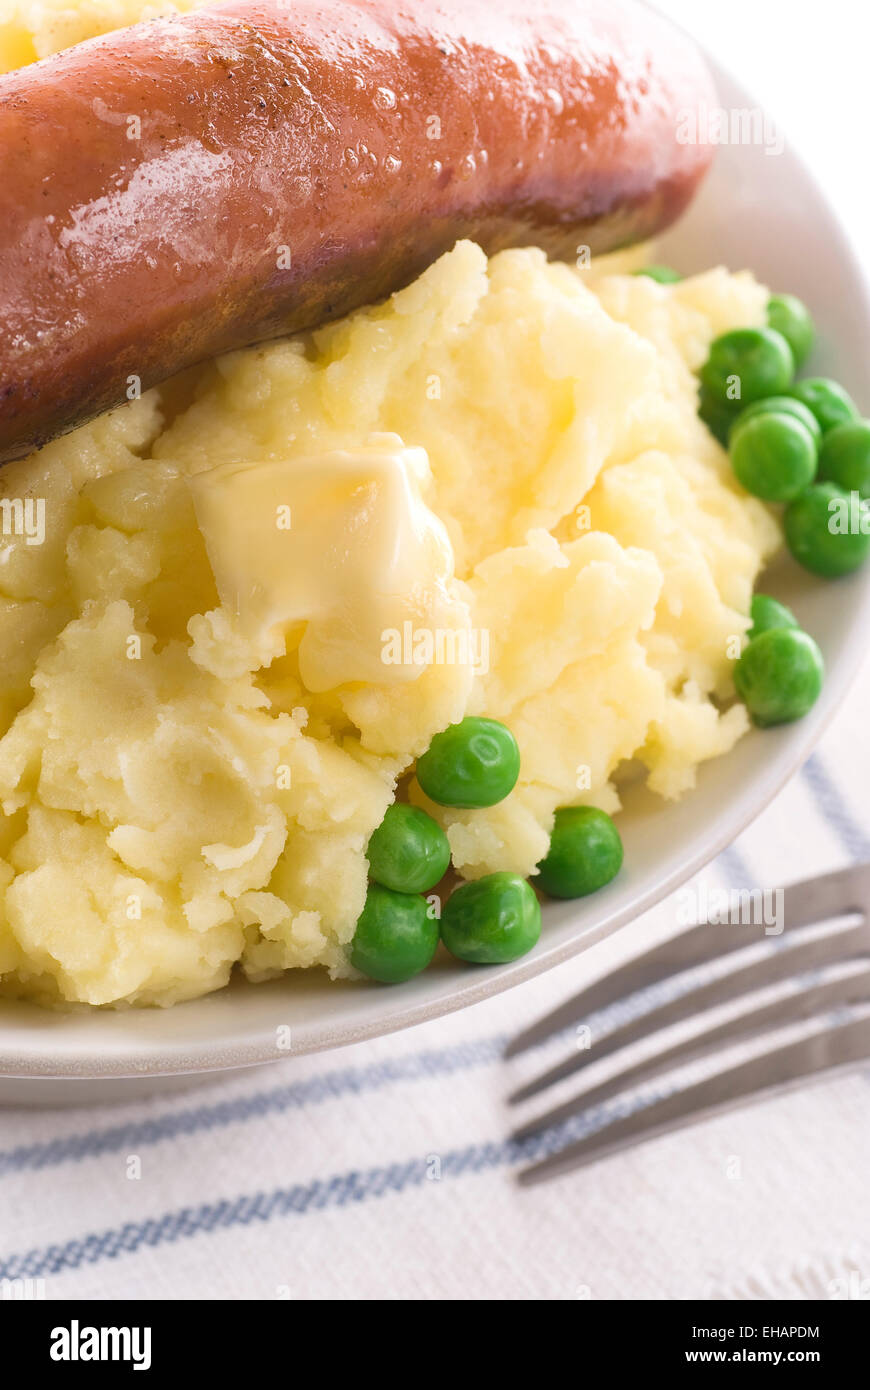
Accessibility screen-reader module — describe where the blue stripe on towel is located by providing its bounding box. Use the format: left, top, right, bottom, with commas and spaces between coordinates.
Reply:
0, 1151, 511, 1279
0, 1036, 507, 1179
0, 1098, 638, 1280
715, 842, 755, 887
801, 754, 870, 861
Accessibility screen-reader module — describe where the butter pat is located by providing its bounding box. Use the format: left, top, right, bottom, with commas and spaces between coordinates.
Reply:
188, 435, 468, 693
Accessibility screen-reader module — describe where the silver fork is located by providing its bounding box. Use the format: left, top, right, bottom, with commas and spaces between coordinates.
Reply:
506, 863, 870, 1186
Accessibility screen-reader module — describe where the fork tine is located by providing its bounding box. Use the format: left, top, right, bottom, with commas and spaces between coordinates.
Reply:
505, 861, 870, 1060
509, 918, 868, 1103
503, 921, 716, 1060
517, 1011, 870, 1185
779, 862, 870, 930
510, 963, 870, 1142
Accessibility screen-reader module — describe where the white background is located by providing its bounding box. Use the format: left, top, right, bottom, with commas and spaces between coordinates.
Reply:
657, 0, 868, 235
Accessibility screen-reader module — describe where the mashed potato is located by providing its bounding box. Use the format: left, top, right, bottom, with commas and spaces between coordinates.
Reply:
0, 0, 205, 68
0, 1, 780, 1006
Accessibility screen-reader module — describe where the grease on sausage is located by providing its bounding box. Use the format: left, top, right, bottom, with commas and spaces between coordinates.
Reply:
0, 0, 715, 461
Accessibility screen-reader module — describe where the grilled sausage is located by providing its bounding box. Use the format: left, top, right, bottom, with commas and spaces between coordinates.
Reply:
0, 0, 715, 461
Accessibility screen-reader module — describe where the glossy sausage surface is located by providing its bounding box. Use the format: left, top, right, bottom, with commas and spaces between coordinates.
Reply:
0, 0, 715, 461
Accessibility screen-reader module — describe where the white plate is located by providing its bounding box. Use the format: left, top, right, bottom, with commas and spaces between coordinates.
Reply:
4, 55, 870, 1096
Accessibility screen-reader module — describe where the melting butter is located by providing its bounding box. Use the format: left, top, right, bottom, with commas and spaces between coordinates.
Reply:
188, 435, 468, 693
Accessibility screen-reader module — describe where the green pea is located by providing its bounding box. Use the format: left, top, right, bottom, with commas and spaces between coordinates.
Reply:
817, 420, 870, 497
729, 413, 817, 502
788, 378, 859, 434
536, 806, 624, 900
734, 628, 824, 727
700, 327, 794, 406
728, 395, 822, 444
699, 386, 740, 447
416, 716, 520, 809
747, 594, 799, 644
350, 884, 439, 984
634, 265, 682, 284
767, 294, 815, 368
784, 482, 870, 578
366, 803, 450, 894
440, 872, 541, 965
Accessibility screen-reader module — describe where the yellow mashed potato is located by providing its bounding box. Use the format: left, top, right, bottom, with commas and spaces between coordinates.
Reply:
0, 0, 780, 1006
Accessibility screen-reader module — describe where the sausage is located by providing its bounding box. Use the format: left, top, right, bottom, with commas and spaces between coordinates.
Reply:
0, 0, 715, 463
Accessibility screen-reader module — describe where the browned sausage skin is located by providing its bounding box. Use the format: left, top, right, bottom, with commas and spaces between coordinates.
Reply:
0, 0, 715, 462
